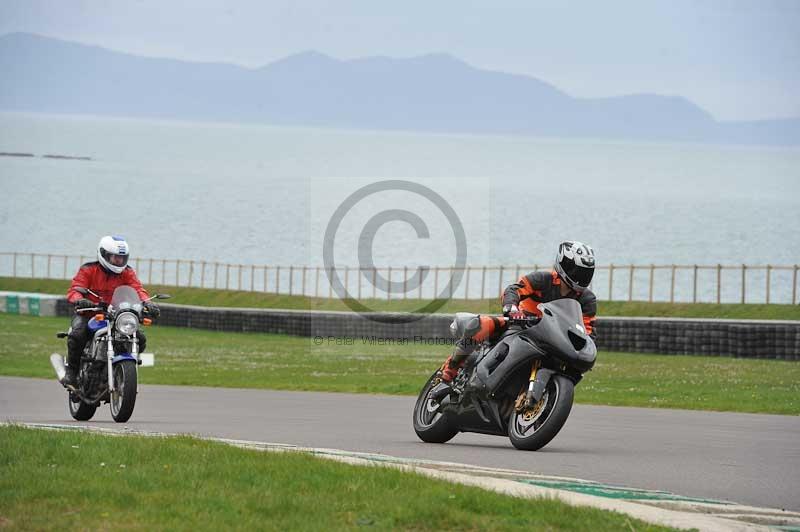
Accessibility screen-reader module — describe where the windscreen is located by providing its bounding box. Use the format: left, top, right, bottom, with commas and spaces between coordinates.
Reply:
110, 285, 142, 311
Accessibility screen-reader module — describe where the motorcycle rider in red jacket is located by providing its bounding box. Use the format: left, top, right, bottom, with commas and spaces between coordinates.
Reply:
63, 236, 159, 388
440, 241, 597, 382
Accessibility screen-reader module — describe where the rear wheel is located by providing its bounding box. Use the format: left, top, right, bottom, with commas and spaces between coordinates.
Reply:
110, 360, 137, 422
68, 391, 97, 421
413, 372, 458, 443
508, 374, 574, 451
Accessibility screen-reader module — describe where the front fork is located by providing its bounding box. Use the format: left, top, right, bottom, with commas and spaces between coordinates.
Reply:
524, 360, 541, 407
132, 332, 139, 393
517, 359, 556, 412
106, 333, 114, 393
106, 332, 139, 393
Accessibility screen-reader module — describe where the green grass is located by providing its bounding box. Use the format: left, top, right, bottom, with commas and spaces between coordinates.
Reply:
0, 426, 677, 532
2, 276, 798, 320
1, 314, 797, 414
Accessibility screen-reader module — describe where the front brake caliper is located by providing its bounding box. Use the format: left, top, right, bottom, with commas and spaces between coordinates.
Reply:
514, 389, 527, 412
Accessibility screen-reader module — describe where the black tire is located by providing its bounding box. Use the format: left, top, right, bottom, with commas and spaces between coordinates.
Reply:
508, 374, 574, 451
68, 391, 97, 421
413, 372, 459, 444
110, 360, 137, 423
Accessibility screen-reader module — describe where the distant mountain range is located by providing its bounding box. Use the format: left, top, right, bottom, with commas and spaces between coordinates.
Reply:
1, 32, 798, 145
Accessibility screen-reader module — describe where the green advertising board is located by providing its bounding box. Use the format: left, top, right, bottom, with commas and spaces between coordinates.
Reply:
6, 295, 19, 314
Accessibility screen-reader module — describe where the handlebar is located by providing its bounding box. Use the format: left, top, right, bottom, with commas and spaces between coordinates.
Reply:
76, 306, 104, 314
501, 315, 541, 326
75, 304, 156, 316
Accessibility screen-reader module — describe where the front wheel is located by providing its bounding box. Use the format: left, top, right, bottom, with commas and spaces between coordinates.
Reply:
413, 372, 458, 444
110, 360, 137, 422
68, 391, 97, 421
508, 374, 574, 451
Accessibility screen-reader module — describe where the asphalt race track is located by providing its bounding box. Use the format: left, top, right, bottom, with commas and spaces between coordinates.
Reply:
2, 376, 798, 512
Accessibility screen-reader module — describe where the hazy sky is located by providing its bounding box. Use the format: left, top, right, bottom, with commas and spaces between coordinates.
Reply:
2, 0, 798, 121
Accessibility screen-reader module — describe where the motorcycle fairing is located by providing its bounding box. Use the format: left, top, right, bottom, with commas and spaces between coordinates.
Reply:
471, 334, 547, 397
521, 299, 596, 373
471, 299, 596, 397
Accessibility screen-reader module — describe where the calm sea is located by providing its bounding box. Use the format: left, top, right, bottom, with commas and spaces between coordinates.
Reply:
1, 112, 798, 302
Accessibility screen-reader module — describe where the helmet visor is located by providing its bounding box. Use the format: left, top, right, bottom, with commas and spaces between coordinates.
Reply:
565, 263, 594, 288
101, 248, 129, 268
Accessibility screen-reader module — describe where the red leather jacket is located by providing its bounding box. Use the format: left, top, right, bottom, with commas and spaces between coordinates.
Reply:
67, 261, 149, 305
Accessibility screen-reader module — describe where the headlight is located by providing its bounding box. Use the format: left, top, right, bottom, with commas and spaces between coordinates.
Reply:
115, 313, 139, 336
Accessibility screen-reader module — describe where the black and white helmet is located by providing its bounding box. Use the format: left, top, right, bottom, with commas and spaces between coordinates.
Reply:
554, 241, 595, 291
97, 235, 130, 274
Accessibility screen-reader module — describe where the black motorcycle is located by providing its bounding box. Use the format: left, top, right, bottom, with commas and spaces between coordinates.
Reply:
50, 285, 169, 422
413, 299, 596, 451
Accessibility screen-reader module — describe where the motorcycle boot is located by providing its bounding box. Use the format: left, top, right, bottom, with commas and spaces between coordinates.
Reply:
65, 320, 87, 390
440, 345, 470, 383
441, 313, 506, 383
63, 344, 81, 389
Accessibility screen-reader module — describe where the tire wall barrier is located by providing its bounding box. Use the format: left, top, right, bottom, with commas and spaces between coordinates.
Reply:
2, 293, 798, 360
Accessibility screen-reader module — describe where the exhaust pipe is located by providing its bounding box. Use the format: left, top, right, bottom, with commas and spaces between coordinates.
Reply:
50, 353, 67, 382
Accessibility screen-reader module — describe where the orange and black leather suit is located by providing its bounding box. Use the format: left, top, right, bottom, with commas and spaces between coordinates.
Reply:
503, 270, 597, 339
442, 270, 597, 379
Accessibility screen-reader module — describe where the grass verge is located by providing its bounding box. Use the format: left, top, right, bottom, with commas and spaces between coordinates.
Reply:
2, 276, 798, 320
0, 425, 677, 531
1, 314, 797, 415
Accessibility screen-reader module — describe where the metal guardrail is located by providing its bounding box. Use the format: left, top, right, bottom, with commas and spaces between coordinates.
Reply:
0, 252, 797, 304
3, 293, 798, 358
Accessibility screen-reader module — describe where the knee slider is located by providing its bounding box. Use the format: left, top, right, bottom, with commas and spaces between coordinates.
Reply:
449, 313, 481, 340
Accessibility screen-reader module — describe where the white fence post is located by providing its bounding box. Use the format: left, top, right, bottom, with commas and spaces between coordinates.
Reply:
766, 264, 771, 304
741, 264, 746, 304
628, 265, 634, 302
608, 264, 614, 301
498, 266, 504, 298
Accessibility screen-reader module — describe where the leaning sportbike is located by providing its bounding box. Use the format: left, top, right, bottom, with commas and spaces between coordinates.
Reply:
413, 299, 596, 451
50, 285, 169, 422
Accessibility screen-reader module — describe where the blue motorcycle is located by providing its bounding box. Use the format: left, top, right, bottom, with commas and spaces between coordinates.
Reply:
50, 285, 169, 422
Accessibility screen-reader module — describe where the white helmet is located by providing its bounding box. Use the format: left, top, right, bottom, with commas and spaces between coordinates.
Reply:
97, 235, 130, 274
554, 241, 595, 291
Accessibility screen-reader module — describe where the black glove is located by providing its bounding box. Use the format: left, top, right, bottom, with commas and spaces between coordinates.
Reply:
143, 301, 160, 318
74, 298, 94, 310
